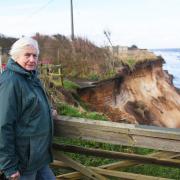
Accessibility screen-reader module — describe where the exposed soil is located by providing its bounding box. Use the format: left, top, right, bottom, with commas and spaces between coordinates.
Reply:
77, 59, 180, 128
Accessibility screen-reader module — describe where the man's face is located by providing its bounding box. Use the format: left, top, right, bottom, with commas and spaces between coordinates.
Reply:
16, 46, 38, 71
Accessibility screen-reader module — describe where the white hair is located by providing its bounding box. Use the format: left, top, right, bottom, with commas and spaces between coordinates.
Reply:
10, 37, 39, 60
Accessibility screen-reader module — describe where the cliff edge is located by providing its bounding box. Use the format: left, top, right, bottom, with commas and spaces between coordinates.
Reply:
78, 55, 180, 128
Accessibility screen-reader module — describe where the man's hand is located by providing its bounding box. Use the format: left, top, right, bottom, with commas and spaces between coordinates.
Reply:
10, 171, 20, 180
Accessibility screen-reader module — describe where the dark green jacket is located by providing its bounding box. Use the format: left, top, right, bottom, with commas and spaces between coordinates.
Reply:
0, 59, 53, 177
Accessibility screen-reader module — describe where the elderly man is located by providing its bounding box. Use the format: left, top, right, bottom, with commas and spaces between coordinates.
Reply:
0, 37, 56, 180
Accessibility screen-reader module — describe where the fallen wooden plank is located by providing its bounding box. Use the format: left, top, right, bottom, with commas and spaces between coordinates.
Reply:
56, 171, 81, 179
56, 165, 172, 180
54, 116, 180, 152
55, 151, 178, 179
53, 150, 107, 180
100, 151, 180, 169
51, 160, 71, 169
90, 167, 172, 180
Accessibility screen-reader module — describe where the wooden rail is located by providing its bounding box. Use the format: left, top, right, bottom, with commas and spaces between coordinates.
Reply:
54, 115, 180, 152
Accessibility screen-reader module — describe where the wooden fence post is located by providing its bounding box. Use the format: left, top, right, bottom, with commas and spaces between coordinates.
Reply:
58, 65, 64, 87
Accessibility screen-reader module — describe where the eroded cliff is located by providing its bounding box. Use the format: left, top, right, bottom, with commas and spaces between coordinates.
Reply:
78, 58, 180, 128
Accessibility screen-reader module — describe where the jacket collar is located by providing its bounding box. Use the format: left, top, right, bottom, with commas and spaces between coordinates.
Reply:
7, 58, 38, 79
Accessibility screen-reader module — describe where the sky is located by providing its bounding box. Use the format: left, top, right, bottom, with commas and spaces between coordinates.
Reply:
0, 0, 180, 49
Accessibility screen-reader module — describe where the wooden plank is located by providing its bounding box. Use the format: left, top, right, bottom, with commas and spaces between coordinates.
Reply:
56, 172, 81, 179
55, 151, 177, 179
51, 160, 71, 169
55, 116, 180, 139
53, 150, 108, 180
53, 151, 179, 169
90, 167, 172, 180
54, 116, 180, 152
100, 151, 180, 169
56, 168, 171, 180
53, 144, 180, 168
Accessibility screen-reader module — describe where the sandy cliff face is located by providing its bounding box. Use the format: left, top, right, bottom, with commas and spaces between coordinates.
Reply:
78, 59, 180, 128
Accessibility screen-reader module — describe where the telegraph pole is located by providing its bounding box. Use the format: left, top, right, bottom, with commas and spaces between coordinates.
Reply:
70, 0, 75, 40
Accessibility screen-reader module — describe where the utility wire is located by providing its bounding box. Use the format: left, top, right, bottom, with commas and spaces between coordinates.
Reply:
8, 0, 55, 37
22, 0, 55, 22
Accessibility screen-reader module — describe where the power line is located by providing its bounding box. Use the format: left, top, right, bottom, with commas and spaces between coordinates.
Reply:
23, 0, 55, 22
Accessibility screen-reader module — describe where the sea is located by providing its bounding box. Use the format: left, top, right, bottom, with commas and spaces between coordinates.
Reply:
150, 48, 180, 89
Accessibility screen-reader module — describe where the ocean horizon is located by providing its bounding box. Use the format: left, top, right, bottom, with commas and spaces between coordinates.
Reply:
150, 48, 180, 89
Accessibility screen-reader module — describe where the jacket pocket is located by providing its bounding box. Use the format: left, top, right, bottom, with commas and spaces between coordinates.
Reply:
28, 133, 51, 170
16, 137, 30, 170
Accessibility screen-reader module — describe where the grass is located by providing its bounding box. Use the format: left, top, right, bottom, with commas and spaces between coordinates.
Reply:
56, 102, 107, 121
124, 164, 180, 179
63, 79, 80, 90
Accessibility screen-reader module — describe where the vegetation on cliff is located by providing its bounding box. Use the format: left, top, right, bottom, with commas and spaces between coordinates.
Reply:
1, 33, 160, 79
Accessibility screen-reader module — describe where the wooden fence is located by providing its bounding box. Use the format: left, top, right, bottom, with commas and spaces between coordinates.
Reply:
39, 64, 64, 87
52, 115, 180, 179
